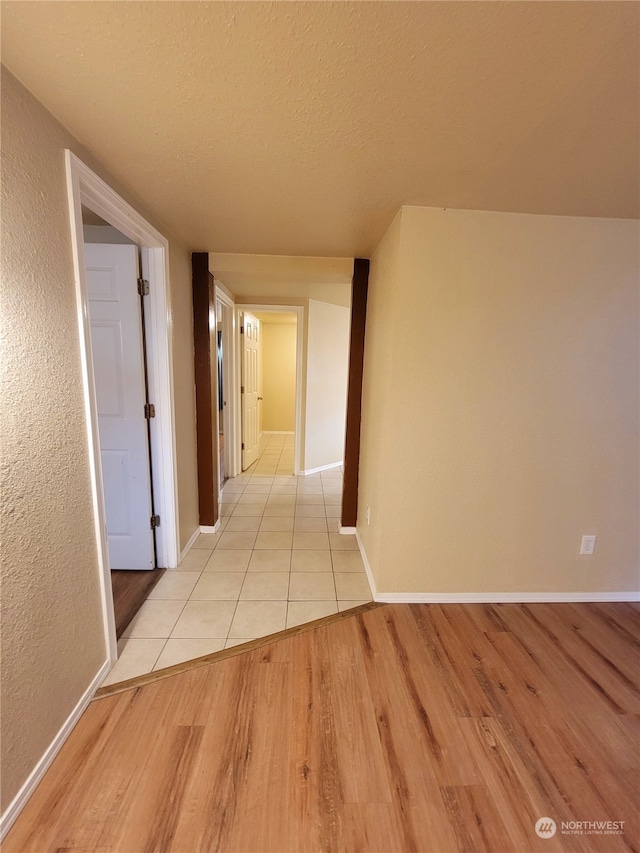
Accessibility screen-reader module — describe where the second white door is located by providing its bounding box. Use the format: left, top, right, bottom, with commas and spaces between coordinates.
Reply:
241, 311, 260, 469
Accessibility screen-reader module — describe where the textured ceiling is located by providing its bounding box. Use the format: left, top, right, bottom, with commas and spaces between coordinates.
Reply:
2, 1, 638, 256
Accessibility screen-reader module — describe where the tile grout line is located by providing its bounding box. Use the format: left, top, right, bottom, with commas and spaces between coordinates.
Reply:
195, 444, 342, 651
114, 460, 356, 679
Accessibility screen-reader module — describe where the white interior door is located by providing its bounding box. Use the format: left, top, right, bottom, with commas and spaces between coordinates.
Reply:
85, 243, 155, 570
241, 311, 260, 469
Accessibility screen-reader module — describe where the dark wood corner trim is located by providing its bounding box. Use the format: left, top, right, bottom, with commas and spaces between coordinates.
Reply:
341, 258, 370, 528
192, 252, 218, 527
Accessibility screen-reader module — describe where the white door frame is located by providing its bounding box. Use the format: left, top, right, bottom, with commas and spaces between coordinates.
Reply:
215, 287, 239, 484
65, 151, 179, 664
236, 304, 304, 475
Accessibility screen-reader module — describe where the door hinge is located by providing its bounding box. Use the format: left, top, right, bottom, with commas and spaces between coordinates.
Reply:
144, 403, 156, 419
240, 325, 244, 334
137, 278, 150, 296
150, 515, 161, 529
241, 442, 245, 450
241, 385, 245, 394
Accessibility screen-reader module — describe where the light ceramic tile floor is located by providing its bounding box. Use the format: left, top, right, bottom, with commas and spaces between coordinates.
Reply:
103, 434, 373, 686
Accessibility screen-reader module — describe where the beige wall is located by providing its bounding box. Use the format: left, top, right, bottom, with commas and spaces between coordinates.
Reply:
305, 300, 351, 472
359, 206, 639, 596
261, 324, 297, 432
0, 68, 199, 814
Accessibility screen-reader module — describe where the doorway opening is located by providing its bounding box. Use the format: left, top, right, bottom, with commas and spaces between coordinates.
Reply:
217, 304, 225, 486
215, 287, 239, 494
238, 305, 304, 477
82, 214, 167, 636
66, 151, 179, 664
243, 310, 298, 476
83, 232, 157, 570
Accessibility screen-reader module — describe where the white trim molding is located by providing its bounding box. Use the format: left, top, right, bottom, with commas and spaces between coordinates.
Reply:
373, 591, 640, 604
262, 430, 295, 435
0, 660, 111, 841
200, 523, 221, 534
355, 529, 378, 600
340, 526, 357, 535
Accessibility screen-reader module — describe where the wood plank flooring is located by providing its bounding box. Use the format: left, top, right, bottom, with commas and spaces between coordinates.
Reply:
111, 568, 166, 638
4, 602, 639, 852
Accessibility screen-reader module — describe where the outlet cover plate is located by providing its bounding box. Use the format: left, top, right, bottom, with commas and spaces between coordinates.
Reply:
580, 535, 596, 555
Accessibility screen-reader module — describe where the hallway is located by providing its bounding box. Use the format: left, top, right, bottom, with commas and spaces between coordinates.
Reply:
103, 434, 371, 686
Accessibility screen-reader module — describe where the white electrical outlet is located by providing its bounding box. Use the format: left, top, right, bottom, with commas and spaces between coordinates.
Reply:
580, 535, 596, 555
366, 506, 371, 525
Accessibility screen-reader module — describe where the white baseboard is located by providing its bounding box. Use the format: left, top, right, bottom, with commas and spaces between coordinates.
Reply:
373, 591, 640, 604
262, 430, 294, 435
177, 523, 222, 566
340, 526, 356, 535
351, 532, 638, 605
178, 527, 200, 563
0, 659, 111, 841
354, 529, 377, 600
302, 461, 343, 476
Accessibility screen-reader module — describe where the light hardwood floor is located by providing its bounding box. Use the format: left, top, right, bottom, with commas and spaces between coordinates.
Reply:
4, 602, 639, 852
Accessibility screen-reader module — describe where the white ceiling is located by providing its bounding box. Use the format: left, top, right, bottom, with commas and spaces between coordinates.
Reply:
2, 1, 638, 257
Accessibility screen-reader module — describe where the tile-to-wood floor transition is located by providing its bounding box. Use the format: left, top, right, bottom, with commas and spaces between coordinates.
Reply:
104, 434, 372, 685
5, 602, 638, 852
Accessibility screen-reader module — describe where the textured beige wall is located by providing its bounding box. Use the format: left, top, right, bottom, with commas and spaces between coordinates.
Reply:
0, 68, 198, 813
359, 206, 639, 595
305, 300, 351, 472
261, 325, 297, 432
